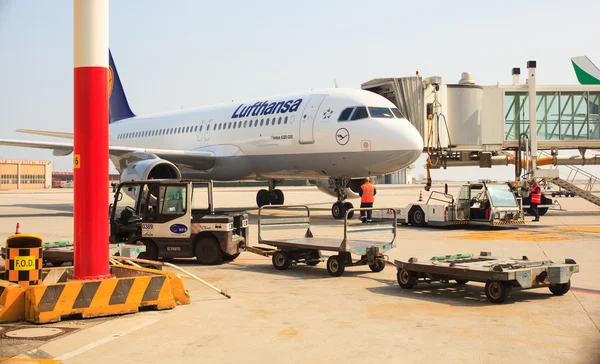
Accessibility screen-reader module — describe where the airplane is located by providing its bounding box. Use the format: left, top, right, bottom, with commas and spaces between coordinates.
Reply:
571, 56, 600, 85
0, 51, 424, 219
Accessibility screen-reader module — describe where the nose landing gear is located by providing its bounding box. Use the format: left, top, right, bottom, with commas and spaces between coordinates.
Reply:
331, 178, 354, 220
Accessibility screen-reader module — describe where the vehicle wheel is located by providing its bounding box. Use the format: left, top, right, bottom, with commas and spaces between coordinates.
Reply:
256, 189, 271, 207
331, 202, 345, 220
397, 268, 417, 289
549, 280, 571, 296
343, 202, 354, 219
195, 237, 223, 265
570, 193, 576, 197
369, 259, 386, 272
455, 279, 469, 285
409, 207, 426, 226
222, 252, 240, 262
485, 280, 511, 303
538, 207, 548, 216
551, 193, 556, 197
271, 189, 284, 205
137, 240, 159, 261
272, 251, 290, 270
327, 255, 345, 276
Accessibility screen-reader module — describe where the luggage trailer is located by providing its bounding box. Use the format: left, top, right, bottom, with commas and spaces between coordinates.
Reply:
395, 252, 579, 303
246, 205, 397, 277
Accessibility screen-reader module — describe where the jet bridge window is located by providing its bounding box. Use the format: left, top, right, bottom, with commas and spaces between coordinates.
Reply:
368, 107, 393, 118
351, 107, 368, 120
338, 107, 354, 121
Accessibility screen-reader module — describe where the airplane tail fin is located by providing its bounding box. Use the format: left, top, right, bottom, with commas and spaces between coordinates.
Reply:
109, 50, 135, 123
571, 56, 600, 85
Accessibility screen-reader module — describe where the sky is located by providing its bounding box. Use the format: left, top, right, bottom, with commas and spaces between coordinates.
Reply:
0, 0, 599, 181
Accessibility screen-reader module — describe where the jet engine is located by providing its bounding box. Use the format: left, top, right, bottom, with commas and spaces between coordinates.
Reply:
121, 159, 181, 182
310, 179, 363, 199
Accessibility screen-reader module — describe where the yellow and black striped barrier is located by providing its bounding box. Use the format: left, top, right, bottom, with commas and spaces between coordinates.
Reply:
26, 273, 177, 323
0, 279, 26, 323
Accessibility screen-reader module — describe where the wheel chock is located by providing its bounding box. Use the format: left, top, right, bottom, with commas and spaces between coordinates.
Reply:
0, 279, 26, 323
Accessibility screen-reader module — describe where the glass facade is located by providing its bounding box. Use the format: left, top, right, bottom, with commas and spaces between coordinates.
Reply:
505, 91, 600, 141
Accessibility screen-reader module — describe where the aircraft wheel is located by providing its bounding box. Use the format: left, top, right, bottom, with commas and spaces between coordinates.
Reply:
271, 189, 284, 205
343, 202, 354, 219
256, 189, 271, 207
331, 202, 345, 220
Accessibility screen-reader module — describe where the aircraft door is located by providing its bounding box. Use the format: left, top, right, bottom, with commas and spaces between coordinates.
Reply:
299, 95, 326, 144
197, 120, 205, 141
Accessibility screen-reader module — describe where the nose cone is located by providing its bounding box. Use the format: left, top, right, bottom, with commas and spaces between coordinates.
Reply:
403, 119, 424, 164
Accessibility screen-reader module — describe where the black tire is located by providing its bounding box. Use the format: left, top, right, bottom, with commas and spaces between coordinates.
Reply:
272, 251, 290, 270
195, 236, 223, 265
409, 207, 426, 226
570, 193, 576, 197
485, 280, 511, 303
327, 255, 345, 276
551, 193, 556, 197
256, 189, 271, 207
549, 280, 571, 296
271, 189, 284, 205
369, 259, 386, 273
331, 202, 345, 220
538, 207, 548, 216
397, 268, 417, 289
222, 252, 240, 262
137, 240, 159, 261
343, 202, 354, 219
455, 279, 469, 285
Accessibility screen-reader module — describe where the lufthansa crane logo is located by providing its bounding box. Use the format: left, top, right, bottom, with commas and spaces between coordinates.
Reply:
336, 128, 349, 146
108, 66, 114, 99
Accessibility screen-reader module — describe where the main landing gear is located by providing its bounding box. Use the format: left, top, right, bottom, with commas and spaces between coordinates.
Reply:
256, 180, 285, 207
331, 178, 354, 220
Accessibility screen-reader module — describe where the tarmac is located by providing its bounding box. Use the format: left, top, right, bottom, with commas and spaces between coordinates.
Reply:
0, 184, 599, 364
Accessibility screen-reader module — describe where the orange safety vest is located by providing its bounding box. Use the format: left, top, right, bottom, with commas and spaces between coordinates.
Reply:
531, 183, 541, 204
361, 182, 375, 203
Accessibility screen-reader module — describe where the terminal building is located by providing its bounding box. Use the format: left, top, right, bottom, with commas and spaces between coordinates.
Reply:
0, 159, 52, 190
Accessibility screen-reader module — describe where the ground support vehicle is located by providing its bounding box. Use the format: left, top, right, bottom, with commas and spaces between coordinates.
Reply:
397, 182, 524, 227
110, 180, 249, 264
395, 251, 578, 303
246, 205, 396, 277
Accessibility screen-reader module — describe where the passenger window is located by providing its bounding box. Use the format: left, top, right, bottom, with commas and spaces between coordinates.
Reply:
243, 120, 247, 128
391, 108, 403, 118
278, 117, 282, 125
194, 125, 198, 132
260, 119, 264, 126
284, 116, 288, 124
351, 107, 368, 120
265, 118, 269, 126
233, 122, 237, 129
206, 124, 210, 131
238, 121, 242, 128
338, 107, 354, 121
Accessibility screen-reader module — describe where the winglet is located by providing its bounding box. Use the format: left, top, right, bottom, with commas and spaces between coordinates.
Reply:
571, 56, 600, 85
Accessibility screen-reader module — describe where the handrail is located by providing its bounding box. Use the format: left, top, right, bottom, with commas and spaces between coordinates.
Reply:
343, 207, 397, 246
426, 191, 454, 205
258, 205, 311, 242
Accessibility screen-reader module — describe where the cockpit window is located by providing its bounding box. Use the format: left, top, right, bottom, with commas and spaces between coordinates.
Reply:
338, 107, 354, 121
350, 107, 368, 120
391, 108, 403, 118
368, 107, 393, 118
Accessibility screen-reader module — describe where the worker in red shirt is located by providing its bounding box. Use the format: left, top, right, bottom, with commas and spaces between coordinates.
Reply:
359, 177, 376, 223
530, 179, 541, 222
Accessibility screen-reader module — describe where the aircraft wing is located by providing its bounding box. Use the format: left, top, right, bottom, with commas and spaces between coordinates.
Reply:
17, 129, 74, 139
0, 139, 216, 169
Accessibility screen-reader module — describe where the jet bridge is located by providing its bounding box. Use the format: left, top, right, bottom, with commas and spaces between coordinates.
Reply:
362, 63, 600, 168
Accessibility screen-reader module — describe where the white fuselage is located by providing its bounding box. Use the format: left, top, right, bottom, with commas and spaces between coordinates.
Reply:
109, 88, 423, 180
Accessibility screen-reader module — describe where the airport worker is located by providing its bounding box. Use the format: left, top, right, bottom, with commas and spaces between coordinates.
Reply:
530, 179, 541, 222
359, 177, 376, 223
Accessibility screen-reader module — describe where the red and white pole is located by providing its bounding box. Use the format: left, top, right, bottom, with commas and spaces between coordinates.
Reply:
72, 0, 112, 280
